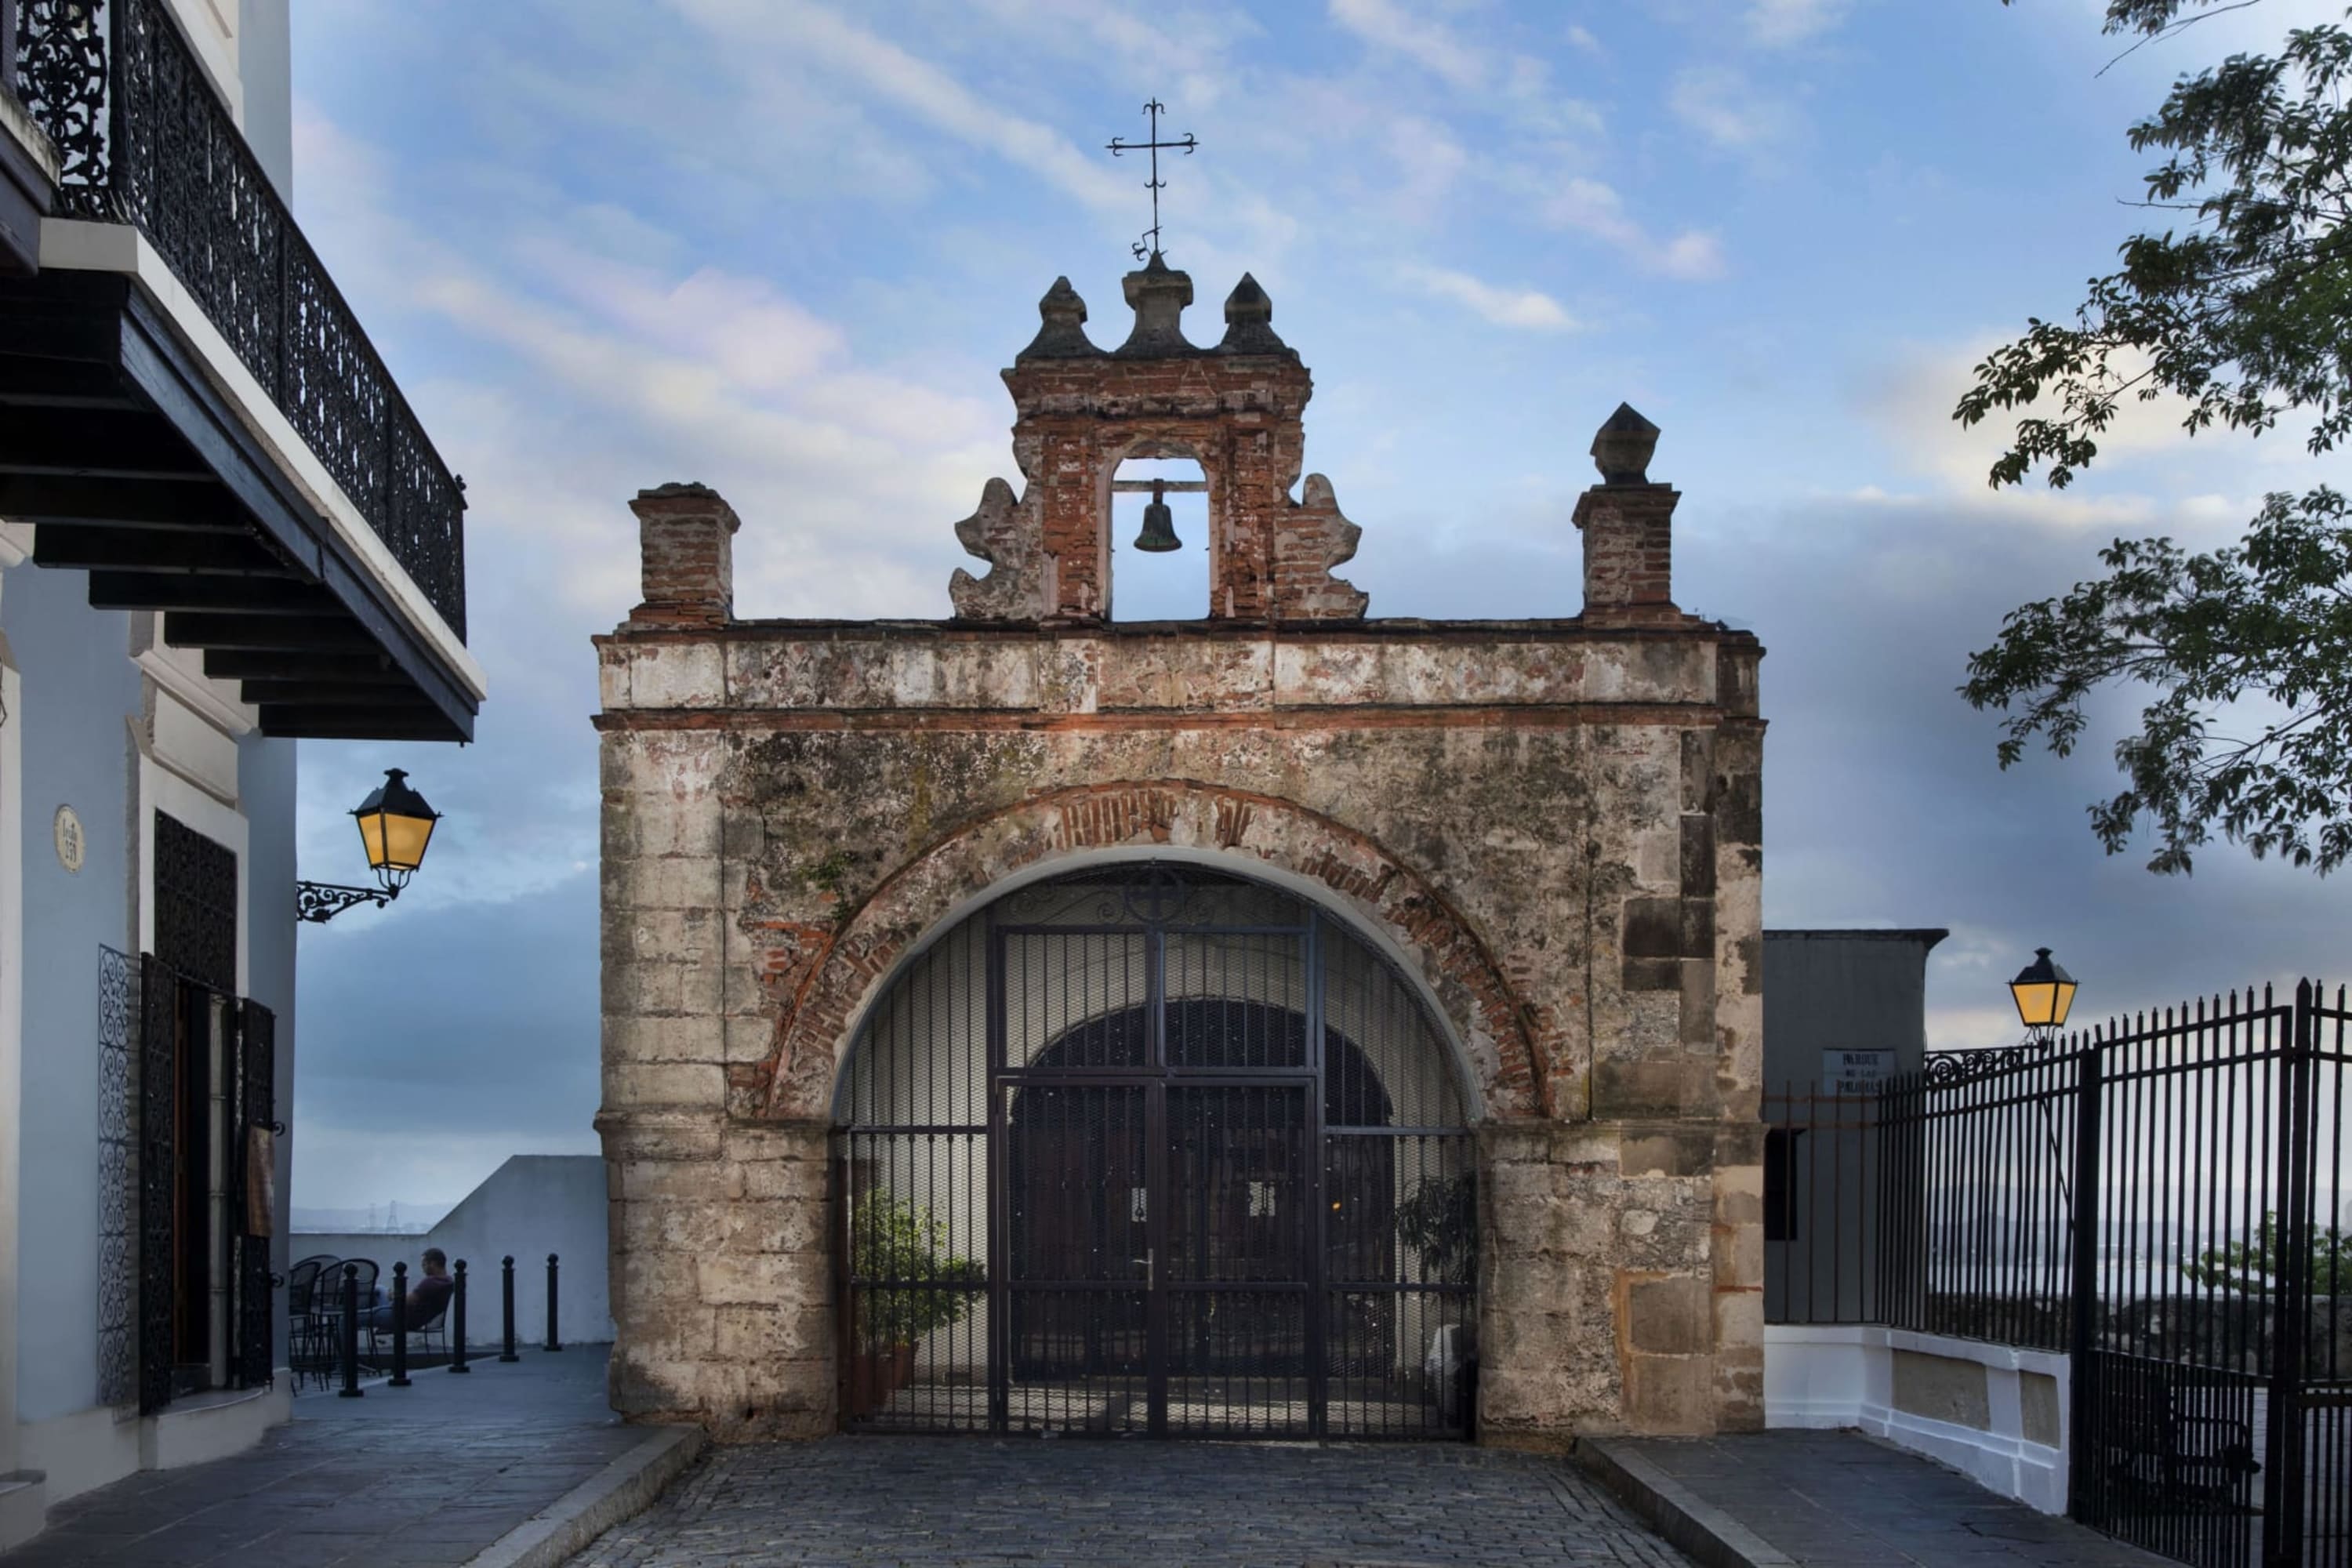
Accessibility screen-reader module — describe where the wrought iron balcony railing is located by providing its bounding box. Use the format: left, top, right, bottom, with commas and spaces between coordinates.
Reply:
12, 0, 466, 639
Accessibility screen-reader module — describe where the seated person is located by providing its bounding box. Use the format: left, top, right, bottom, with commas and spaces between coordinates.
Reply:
367, 1247, 454, 1331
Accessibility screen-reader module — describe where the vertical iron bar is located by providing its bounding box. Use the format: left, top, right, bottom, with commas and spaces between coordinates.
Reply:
2068, 1049, 2103, 1523
499, 1255, 519, 1362
986, 925, 1008, 1433
1305, 914, 1327, 1439
448, 1260, 470, 1374
2263, 983, 2315, 1568
387, 1259, 409, 1387
338, 1261, 362, 1397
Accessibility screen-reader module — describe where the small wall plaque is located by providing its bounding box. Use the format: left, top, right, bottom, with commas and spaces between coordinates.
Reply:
53, 805, 85, 873
1822, 1047, 1897, 1095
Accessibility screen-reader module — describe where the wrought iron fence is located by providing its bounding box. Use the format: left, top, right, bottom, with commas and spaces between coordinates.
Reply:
11, 0, 466, 637
1767, 981, 2350, 1567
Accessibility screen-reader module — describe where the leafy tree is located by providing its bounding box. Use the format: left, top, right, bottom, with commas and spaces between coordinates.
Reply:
1961, 1, 2352, 873
2181, 1210, 2350, 1294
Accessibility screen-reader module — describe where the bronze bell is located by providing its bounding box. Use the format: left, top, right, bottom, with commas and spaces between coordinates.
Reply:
1133, 478, 1181, 552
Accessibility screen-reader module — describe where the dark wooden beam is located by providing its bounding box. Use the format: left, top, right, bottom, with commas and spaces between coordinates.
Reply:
0, 474, 260, 534
0, 358, 137, 407
163, 612, 376, 652
257, 706, 463, 742
235, 680, 442, 709
203, 648, 405, 684
88, 572, 336, 615
33, 524, 301, 577
0, 407, 211, 481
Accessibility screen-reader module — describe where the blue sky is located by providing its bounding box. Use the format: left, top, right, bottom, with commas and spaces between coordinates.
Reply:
285, 0, 2352, 1210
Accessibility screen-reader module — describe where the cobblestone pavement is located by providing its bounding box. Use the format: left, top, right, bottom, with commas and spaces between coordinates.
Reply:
2, 1348, 637, 1566
568, 1436, 1695, 1568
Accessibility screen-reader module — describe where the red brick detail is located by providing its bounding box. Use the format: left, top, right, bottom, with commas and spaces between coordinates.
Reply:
751, 782, 1544, 1123
630, 483, 741, 627
1572, 483, 1679, 626
949, 340, 1366, 624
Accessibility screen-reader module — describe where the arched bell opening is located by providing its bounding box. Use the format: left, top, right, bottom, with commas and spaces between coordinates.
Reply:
833, 862, 1477, 1440
1106, 455, 1210, 621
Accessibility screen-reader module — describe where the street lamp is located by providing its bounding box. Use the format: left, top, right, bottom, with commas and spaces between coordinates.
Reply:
296, 768, 441, 923
2008, 946, 2078, 1045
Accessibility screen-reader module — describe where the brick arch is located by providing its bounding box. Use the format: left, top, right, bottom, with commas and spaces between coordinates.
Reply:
753, 782, 1545, 1122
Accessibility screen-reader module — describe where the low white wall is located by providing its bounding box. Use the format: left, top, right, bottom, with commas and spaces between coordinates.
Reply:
1765, 1324, 2070, 1514
294, 1155, 611, 1345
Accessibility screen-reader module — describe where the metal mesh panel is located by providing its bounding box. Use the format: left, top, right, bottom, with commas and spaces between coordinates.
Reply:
835, 863, 1472, 1439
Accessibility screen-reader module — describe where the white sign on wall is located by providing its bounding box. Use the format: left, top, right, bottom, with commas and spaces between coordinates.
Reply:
1822, 1048, 1897, 1095
53, 804, 84, 873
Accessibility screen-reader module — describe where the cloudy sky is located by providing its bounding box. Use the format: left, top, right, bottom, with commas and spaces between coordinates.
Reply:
285, 0, 2352, 1211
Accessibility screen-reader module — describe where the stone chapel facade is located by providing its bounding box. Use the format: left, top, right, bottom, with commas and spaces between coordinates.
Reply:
594, 256, 1766, 1446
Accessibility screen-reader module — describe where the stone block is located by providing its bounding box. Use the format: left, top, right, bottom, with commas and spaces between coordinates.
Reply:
1622, 1354, 1715, 1435
713, 1304, 831, 1362
1713, 1285, 1763, 1352
1624, 1272, 1710, 1356
622, 1159, 742, 1202
1617, 1127, 1714, 1178
609, 1014, 724, 1065
697, 1252, 804, 1308
605, 1061, 727, 1109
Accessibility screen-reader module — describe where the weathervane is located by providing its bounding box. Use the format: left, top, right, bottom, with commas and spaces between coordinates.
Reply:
1106, 99, 1197, 261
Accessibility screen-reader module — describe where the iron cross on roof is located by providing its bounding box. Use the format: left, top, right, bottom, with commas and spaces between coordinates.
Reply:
1106, 99, 1198, 262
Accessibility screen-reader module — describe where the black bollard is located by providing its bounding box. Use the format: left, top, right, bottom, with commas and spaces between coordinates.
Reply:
499, 1255, 520, 1363
545, 1253, 563, 1352
337, 1262, 363, 1397
387, 1260, 411, 1387
448, 1260, 470, 1374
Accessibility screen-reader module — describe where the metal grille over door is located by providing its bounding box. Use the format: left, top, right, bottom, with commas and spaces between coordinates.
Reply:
835, 866, 1475, 1439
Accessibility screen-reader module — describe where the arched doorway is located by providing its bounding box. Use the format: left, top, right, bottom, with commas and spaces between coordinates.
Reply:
834, 863, 1475, 1439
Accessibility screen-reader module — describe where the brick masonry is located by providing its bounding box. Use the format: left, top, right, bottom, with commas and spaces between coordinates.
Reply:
594, 257, 1767, 1446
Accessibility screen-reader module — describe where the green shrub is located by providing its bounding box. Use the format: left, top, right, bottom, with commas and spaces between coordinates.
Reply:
851, 1191, 983, 1349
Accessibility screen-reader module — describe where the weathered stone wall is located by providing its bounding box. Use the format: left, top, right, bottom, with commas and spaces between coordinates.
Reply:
594, 257, 1766, 1444
597, 618, 1764, 1441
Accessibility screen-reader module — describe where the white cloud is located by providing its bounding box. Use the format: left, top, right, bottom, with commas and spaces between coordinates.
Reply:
1399, 263, 1579, 331
1327, 0, 1488, 90
1565, 23, 1602, 54
1748, 0, 1850, 47
671, 0, 1132, 212
1670, 65, 1801, 154
1537, 176, 1727, 280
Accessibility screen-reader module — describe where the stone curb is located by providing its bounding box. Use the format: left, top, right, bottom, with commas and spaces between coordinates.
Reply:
460, 1424, 705, 1568
1573, 1437, 1795, 1568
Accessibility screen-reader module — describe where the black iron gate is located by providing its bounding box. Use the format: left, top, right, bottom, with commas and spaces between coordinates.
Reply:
836, 865, 1476, 1439
1771, 978, 2350, 1567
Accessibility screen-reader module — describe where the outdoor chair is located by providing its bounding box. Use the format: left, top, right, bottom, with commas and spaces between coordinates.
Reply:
365, 1295, 449, 1363
289, 1255, 339, 1388
2102, 1359, 2261, 1508
310, 1258, 379, 1375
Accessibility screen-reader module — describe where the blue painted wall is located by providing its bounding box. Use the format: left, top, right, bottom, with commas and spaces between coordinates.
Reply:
13, 563, 136, 1425
8, 561, 300, 1423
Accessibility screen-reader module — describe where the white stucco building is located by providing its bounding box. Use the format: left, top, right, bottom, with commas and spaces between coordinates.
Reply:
0, 0, 481, 1541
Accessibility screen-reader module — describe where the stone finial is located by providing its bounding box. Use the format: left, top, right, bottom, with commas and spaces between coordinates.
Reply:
1018, 277, 1099, 361
1116, 252, 1196, 357
1219, 273, 1288, 355
1573, 405, 1679, 623
1591, 402, 1661, 486
629, 483, 740, 627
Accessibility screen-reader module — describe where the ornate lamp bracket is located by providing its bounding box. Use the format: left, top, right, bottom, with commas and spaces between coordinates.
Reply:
295, 881, 399, 924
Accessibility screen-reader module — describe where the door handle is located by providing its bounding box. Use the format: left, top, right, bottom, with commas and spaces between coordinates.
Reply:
1131, 1248, 1154, 1287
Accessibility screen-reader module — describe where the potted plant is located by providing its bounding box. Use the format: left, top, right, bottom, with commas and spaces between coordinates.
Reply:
848, 1191, 982, 1417
1394, 1171, 1477, 1287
